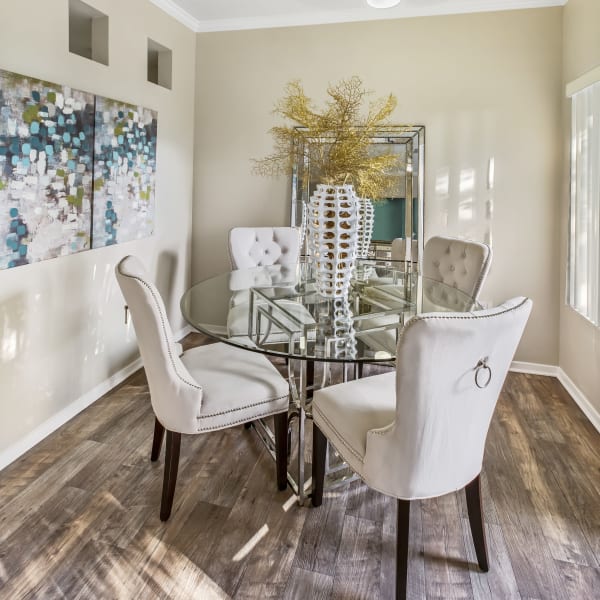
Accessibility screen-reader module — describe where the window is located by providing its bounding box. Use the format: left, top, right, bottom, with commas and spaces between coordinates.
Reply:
568, 74, 600, 326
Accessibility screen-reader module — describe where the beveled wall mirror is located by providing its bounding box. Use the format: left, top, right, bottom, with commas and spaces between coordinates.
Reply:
290, 125, 425, 268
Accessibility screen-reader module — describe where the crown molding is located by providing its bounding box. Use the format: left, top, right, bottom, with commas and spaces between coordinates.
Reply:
566, 63, 600, 98
150, 0, 567, 33
149, 0, 202, 31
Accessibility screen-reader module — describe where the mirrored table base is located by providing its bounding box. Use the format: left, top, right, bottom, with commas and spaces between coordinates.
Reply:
253, 357, 364, 506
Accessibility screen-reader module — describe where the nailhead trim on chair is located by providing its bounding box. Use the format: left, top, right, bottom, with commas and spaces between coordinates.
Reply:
313, 404, 365, 463
398, 297, 529, 347
366, 422, 395, 437
195, 407, 288, 433
196, 393, 289, 420
119, 269, 202, 392
120, 269, 291, 426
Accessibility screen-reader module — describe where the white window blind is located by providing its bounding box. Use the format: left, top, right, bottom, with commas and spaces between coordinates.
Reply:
568, 79, 600, 326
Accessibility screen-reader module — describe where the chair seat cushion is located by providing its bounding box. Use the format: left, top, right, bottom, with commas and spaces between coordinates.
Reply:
181, 342, 289, 432
312, 372, 396, 474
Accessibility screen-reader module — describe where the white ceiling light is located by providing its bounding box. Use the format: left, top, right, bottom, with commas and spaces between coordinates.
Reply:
366, 0, 402, 8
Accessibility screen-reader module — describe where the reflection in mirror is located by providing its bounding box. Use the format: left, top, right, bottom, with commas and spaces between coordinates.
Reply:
291, 125, 425, 270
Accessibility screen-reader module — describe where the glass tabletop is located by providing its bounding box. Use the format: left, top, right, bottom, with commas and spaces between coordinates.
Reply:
180, 259, 481, 363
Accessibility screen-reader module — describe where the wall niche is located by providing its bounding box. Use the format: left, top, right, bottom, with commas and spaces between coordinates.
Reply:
69, 0, 109, 66
147, 38, 172, 90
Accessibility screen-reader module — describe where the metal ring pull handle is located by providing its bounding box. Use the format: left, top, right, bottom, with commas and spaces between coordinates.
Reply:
475, 357, 492, 389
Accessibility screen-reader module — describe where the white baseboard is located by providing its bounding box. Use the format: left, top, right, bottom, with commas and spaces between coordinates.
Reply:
509, 361, 559, 376
556, 368, 600, 433
0, 356, 143, 472
0, 326, 193, 472
509, 361, 600, 434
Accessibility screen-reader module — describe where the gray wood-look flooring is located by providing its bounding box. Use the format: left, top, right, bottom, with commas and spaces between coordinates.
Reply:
0, 333, 598, 599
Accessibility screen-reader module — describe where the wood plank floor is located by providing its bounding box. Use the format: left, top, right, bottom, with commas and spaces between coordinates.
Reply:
0, 333, 598, 599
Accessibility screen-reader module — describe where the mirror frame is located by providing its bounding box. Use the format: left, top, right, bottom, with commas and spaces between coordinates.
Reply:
290, 125, 425, 269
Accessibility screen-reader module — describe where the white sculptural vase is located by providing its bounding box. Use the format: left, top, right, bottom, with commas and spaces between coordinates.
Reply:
331, 296, 357, 359
307, 184, 359, 298
356, 198, 375, 259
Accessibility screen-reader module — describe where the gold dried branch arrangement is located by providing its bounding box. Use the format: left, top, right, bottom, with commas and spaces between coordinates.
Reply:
253, 76, 399, 200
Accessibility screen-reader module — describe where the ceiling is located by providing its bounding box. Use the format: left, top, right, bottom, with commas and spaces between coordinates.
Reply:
149, 0, 566, 33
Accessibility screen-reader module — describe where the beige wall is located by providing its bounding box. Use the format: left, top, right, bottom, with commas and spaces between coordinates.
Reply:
193, 8, 563, 364
560, 0, 600, 413
0, 0, 196, 462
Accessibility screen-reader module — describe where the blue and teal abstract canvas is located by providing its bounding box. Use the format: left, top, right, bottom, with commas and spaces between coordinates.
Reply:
92, 98, 157, 248
0, 68, 158, 270
0, 71, 94, 269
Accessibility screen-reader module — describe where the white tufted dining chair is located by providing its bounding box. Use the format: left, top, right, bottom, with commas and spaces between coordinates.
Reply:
227, 227, 313, 352
311, 297, 532, 599
116, 256, 290, 521
423, 235, 492, 302
356, 236, 491, 362
391, 237, 419, 264
226, 265, 313, 344
228, 227, 301, 269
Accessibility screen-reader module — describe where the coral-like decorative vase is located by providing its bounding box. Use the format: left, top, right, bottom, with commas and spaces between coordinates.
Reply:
356, 198, 375, 259
307, 184, 359, 298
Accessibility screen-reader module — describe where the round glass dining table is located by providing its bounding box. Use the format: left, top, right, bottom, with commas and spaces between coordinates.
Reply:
180, 259, 480, 503
181, 259, 480, 362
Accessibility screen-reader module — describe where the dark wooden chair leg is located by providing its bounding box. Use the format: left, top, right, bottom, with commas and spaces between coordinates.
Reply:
286, 411, 298, 460
396, 499, 411, 600
274, 412, 288, 491
306, 359, 315, 399
465, 474, 489, 572
151, 418, 165, 462
160, 431, 181, 521
311, 424, 327, 507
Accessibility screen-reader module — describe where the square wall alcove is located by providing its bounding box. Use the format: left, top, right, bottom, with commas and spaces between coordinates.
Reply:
69, 0, 109, 65
147, 38, 172, 90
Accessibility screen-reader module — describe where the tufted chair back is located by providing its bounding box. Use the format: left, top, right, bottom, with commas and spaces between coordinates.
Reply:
423, 235, 491, 301
227, 264, 298, 308
391, 237, 419, 263
363, 296, 532, 500
228, 227, 300, 269
228, 264, 297, 292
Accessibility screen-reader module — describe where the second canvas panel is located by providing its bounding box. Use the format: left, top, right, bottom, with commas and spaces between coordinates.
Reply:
92, 98, 157, 248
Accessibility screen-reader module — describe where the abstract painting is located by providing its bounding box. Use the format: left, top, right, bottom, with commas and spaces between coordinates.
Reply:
92, 98, 157, 247
0, 71, 95, 269
0, 68, 158, 271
